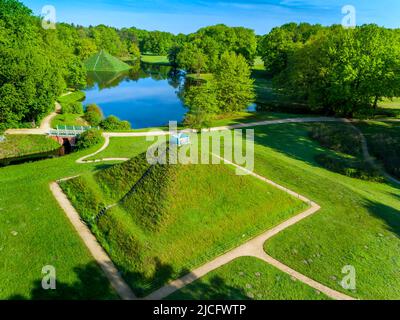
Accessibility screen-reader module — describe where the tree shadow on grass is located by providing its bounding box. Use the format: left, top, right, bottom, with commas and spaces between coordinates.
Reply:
165, 275, 248, 300
252, 123, 327, 168
8, 262, 117, 300
121, 258, 188, 298
364, 199, 400, 238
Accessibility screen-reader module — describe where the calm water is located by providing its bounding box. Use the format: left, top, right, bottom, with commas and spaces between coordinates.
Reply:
84, 63, 187, 129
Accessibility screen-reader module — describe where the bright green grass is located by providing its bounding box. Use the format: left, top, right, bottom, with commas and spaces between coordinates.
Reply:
206, 111, 310, 128
57, 91, 86, 106
0, 140, 118, 299
87, 136, 155, 160
51, 113, 88, 128
186, 73, 214, 82
141, 55, 170, 65
379, 97, 400, 109
0, 135, 60, 160
168, 257, 329, 300
226, 123, 400, 300
66, 159, 306, 296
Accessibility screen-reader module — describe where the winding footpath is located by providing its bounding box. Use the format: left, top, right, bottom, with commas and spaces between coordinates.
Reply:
50, 115, 400, 301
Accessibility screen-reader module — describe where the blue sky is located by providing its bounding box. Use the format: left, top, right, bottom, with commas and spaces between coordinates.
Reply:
24, 0, 400, 34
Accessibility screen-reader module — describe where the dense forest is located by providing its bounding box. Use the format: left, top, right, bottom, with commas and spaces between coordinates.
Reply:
1, 0, 400, 131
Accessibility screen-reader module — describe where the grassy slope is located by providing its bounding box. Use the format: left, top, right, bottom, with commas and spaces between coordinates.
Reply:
235, 123, 400, 300
87, 136, 155, 160
168, 257, 329, 300
0, 135, 60, 160
64, 157, 306, 296
0, 140, 118, 299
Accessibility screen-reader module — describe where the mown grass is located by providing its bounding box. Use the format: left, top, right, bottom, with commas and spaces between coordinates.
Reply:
51, 113, 88, 128
168, 257, 329, 300
62, 152, 306, 296
223, 123, 400, 300
87, 136, 155, 161
0, 138, 118, 299
141, 55, 170, 65
57, 91, 86, 107
0, 135, 60, 160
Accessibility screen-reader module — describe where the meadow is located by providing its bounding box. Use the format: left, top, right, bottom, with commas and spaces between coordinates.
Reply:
0, 139, 118, 299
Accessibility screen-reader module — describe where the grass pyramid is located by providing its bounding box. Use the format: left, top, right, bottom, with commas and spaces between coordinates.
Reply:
84, 50, 131, 72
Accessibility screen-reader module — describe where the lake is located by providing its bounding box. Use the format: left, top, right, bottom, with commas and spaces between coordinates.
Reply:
84, 63, 187, 129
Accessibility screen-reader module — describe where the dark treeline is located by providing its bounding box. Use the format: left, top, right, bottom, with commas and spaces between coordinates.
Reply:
1, 0, 400, 131
258, 23, 400, 117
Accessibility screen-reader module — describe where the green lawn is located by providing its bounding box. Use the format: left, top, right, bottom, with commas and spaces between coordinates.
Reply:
186, 73, 214, 82
252, 56, 266, 71
226, 123, 400, 300
168, 257, 329, 300
0, 140, 118, 299
87, 136, 155, 160
51, 113, 88, 128
0, 135, 60, 160
141, 55, 170, 65
379, 97, 400, 109
57, 91, 86, 107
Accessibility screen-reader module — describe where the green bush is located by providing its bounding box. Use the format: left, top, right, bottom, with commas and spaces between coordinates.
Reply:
120, 163, 178, 232
310, 123, 362, 156
60, 177, 106, 224
76, 129, 103, 150
100, 115, 131, 131
315, 154, 384, 182
94, 153, 151, 201
84, 111, 102, 126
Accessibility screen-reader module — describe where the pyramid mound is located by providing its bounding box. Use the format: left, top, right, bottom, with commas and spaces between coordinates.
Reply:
84, 50, 131, 72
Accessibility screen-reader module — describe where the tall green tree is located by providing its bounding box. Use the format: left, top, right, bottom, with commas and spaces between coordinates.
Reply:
214, 52, 255, 113
275, 25, 400, 116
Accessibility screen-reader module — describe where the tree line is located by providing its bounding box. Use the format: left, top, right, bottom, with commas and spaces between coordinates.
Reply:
2, 0, 400, 131
258, 23, 400, 117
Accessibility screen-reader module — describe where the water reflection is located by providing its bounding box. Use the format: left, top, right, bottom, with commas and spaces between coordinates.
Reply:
84, 62, 187, 129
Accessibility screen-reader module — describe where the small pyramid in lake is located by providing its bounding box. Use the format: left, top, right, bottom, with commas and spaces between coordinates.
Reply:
84, 50, 131, 72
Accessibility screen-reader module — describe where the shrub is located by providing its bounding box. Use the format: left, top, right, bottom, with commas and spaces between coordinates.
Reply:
85, 103, 102, 116
100, 115, 131, 131
310, 123, 362, 156
315, 154, 384, 182
60, 176, 106, 224
94, 153, 151, 201
84, 111, 102, 126
76, 129, 103, 150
